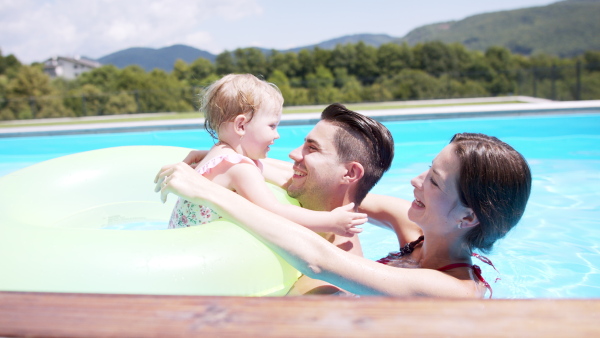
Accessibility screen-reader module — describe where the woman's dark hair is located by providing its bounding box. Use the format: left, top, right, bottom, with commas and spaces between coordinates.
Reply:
451, 133, 532, 253
321, 103, 394, 204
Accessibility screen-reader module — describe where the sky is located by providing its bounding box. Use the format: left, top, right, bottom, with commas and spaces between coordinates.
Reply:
1, 0, 560, 64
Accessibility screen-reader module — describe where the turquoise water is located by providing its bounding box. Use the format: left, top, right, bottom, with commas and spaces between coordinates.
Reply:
1, 112, 599, 299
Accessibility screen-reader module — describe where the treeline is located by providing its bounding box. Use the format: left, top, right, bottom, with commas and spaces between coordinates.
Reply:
1, 41, 600, 120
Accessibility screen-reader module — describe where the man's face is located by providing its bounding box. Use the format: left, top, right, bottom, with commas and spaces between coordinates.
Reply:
286, 120, 346, 211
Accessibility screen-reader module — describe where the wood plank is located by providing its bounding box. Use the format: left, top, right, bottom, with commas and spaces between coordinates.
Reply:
0, 291, 598, 337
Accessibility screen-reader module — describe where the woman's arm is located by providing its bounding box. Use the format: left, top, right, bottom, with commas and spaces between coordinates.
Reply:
155, 163, 480, 298
359, 193, 422, 247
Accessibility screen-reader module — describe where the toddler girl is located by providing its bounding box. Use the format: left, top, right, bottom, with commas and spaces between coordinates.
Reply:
168, 74, 365, 237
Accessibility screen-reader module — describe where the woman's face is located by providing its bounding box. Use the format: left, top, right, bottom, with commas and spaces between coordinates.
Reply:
408, 144, 470, 232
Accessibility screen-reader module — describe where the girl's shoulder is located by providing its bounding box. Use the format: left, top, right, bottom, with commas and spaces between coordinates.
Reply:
198, 153, 262, 175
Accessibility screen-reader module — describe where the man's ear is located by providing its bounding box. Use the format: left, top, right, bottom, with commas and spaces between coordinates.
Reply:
233, 114, 247, 137
343, 162, 364, 184
460, 209, 479, 228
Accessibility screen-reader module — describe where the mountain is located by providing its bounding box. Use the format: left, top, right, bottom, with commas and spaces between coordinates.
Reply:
95, 0, 599, 71
97, 44, 216, 72
396, 0, 600, 57
283, 34, 396, 53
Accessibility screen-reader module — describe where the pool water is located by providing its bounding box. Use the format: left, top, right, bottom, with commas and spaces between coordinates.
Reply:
1, 112, 599, 299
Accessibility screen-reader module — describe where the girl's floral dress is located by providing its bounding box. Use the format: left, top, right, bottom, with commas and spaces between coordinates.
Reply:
168, 154, 261, 229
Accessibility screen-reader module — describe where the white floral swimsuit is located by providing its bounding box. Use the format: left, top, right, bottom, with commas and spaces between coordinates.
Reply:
168, 154, 262, 229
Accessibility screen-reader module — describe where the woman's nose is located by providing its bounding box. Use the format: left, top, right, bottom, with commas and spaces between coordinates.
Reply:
411, 170, 427, 189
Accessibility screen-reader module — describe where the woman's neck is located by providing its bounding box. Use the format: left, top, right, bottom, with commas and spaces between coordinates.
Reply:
418, 231, 472, 269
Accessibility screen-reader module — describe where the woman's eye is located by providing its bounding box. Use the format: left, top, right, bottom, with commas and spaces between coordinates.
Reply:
429, 177, 439, 187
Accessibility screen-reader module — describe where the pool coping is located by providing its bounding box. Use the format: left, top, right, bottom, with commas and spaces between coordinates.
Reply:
1, 291, 598, 336
1, 97, 599, 138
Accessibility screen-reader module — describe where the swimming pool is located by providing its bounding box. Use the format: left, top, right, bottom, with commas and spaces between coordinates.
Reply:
1, 112, 599, 299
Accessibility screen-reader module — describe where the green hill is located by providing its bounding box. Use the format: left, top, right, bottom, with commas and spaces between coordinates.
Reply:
397, 0, 600, 57
284, 34, 396, 53
97, 44, 216, 72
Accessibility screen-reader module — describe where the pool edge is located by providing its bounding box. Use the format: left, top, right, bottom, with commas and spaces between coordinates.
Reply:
1, 98, 599, 138
1, 291, 598, 336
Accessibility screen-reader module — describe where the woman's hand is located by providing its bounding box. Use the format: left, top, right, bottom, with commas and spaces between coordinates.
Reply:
154, 162, 207, 203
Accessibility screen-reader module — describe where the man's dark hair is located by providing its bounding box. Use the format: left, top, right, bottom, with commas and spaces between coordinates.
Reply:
321, 103, 394, 204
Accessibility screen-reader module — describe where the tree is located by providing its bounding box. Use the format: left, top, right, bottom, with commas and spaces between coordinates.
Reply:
380, 69, 443, 100
2, 65, 71, 119
268, 50, 301, 79
297, 49, 315, 80
76, 65, 121, 92
103, 92, 138, 115
66, 84, 106, 116
0, 50, 21, 77
233, 48, 268, 76
215, 51, 235, 75
413, 41, 459, 77
188, 58, 216, 86
172, 59, 190, 83
583, 50, 600, 72
377, 43, 413, 77
354, 42, 379, 84
267, 70, 293, 105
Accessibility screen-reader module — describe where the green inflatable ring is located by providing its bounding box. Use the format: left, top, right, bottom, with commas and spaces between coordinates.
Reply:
0, 146, 300, 296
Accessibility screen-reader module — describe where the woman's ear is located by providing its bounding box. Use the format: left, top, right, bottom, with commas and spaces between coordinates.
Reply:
342, 162, 364, 184
233, 114, 247, 137
460, 209, 479, 228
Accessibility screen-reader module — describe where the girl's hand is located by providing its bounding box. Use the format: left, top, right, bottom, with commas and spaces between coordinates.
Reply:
329, 203, 367, 237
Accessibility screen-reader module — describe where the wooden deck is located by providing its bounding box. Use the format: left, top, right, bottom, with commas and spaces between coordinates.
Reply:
1, 291, 598, 337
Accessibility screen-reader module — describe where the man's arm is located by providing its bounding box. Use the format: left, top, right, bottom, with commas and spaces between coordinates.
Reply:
261, 158, 294, 189
359, 193, 422, 246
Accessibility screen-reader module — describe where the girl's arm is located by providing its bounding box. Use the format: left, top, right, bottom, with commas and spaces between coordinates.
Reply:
155, 163, 480, 298
226, 163, 365, 237
182, 150, 294, 188
358, 193, 422, 246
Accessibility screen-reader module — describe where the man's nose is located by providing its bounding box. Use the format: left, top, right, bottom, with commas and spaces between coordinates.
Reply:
289, 146, 302, 161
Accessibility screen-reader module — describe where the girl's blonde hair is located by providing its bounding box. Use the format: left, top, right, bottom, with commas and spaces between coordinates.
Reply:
202, 74, 283, 139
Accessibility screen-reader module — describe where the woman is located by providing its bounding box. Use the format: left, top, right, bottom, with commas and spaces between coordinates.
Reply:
155, 133, 531, 298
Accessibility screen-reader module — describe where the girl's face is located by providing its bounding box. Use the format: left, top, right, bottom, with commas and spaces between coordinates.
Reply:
407, 144, 470, 233
242, 100, 281, 159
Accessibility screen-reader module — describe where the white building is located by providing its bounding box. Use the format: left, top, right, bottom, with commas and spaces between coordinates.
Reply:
43, 56, 102, 79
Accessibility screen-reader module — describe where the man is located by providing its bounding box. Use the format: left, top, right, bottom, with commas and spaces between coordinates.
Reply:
183, 103, 394, 295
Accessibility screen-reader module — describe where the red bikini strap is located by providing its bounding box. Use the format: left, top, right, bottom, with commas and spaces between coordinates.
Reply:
437, 263, 493, 299
437, 263, 471, 272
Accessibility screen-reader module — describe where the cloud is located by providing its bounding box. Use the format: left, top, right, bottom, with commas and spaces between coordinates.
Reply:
0, 0, 262, 63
